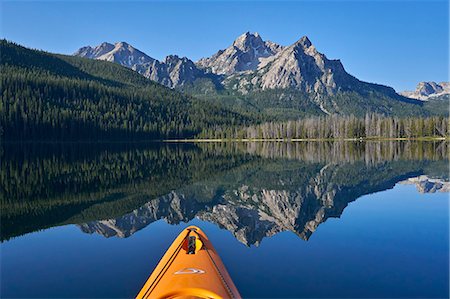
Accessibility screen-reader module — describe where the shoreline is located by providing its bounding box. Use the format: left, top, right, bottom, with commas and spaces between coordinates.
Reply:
164, 137, 449, 143
1, 137, 448, 144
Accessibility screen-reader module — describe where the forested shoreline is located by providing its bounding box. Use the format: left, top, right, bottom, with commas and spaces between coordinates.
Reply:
198, 114, 449, 140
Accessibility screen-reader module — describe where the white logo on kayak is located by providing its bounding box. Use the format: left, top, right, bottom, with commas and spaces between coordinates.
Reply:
174, 268, 205, 274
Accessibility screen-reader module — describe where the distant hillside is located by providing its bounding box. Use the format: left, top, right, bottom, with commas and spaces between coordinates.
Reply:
0, 40, 254, 141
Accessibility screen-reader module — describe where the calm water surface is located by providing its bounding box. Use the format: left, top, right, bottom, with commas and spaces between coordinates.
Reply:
1, 141, 449, 298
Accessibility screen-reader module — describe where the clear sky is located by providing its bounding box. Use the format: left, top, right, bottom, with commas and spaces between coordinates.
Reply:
1, 0, 448, 91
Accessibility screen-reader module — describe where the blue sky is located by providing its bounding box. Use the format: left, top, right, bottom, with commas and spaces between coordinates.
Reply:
1, 0, 448, 91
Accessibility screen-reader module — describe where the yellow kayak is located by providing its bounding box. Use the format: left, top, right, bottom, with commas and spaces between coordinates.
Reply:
136, 226, 241, 299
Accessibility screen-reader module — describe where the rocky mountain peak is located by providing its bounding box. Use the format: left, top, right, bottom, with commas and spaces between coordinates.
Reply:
100, 42, 114, 47
232, 31, 264, 51
417, 82, 443, 94
196, 31, 283, 75
115, 41, 129, 47
400, 81, 450, 100
224, 35, 354, 99
73, 42, 114, 59
399, 175, 450, 193
75, 41, 154, 68
294, 36, 312, 49
164, 54, 190, 65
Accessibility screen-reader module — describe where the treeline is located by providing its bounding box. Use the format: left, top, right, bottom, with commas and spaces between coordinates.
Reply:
199, 114, 449, 139
217, 140, 449, 165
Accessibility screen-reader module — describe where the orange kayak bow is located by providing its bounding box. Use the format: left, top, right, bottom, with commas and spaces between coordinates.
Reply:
136, 226, 241, 299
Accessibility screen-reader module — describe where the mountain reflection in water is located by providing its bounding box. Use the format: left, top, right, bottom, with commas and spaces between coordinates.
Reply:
1, 141, 448, 244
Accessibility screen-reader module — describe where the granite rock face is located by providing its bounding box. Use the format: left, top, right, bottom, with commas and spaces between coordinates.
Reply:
133, 55, 208, 88
74, 42, 115, 59
196, 32, 284, 75
196, 33, 360, 96
400, 82, 450, 101
224, 36, 357, 95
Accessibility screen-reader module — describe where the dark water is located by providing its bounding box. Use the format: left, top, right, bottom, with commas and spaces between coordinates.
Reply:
1, 141, 449, 298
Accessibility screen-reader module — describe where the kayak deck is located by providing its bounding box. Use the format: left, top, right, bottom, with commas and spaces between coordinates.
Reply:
136, 226, 241, 299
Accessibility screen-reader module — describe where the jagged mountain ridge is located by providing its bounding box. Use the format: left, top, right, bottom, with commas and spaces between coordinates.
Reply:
74, 41, 216, 89
74, 41, 155, 67
196, 32, 284, 75
74, 34, 392, 96
133, 55, 212, 89
74, 42, 115, 59
401, 81, 450, 101
72, 34, 394, 96
74, 33, 426, 117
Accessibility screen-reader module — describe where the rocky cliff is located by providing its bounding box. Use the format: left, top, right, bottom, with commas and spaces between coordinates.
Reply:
401, 82, 450, 101
196, 32, 284, 75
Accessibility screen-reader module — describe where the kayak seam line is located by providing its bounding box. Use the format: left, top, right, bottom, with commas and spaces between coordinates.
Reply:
141, 231, 188, 298
143, 239, 184, 298
205, 246, 236, 299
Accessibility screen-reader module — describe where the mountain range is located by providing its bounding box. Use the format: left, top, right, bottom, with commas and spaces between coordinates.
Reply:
400, 81, 450, 101
72, 33, 402, 97
75, 32, 439, 117
75, 41, 218, 89
1, 36, 448, 143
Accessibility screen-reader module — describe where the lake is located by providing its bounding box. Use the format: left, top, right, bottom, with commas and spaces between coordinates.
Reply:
1, 141, 448, 298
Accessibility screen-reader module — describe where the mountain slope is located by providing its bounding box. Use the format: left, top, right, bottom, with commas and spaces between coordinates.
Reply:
0, 40, 252, 140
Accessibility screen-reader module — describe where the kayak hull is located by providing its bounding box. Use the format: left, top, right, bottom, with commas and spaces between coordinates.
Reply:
136, 226, 241, 299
